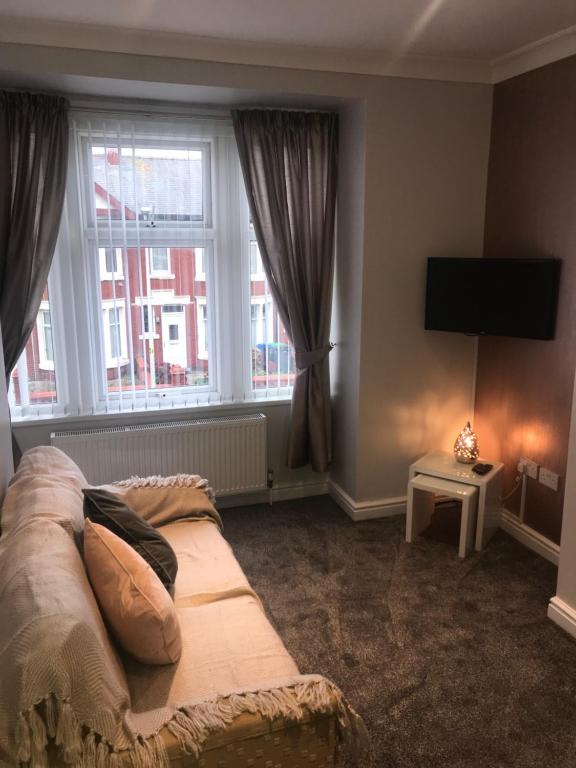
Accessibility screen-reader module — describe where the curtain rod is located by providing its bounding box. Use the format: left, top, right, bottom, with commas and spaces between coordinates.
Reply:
70, 101, 336, 119
70, 99, 232, 122
2, 86, 336, 118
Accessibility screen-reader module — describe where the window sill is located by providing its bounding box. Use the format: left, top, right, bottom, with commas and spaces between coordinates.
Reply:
11, 395, 293, 429
106, 358, 130, 368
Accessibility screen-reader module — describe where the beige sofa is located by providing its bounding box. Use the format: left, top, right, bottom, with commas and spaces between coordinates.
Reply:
0, 447, 364, 768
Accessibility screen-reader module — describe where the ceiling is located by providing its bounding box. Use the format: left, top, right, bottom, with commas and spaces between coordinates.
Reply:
1, 0, 576, 83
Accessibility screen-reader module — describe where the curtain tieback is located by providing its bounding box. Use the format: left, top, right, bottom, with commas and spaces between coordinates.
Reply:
295, 343, 334, 370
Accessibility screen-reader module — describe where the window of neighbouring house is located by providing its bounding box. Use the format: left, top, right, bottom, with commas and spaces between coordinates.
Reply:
149, 247, 171, 277
8, 291, 58, 410
8, 109, 294, 419
99, 247, 124, 280
194, 249, 206, 281
248, 234, 295, 393
196, 298, 208, 362
38, 305, 55, 371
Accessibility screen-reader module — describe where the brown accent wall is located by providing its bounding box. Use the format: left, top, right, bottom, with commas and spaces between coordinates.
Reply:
475, 55, 576, 544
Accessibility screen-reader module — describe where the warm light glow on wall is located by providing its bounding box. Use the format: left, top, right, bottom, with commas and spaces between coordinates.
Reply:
510, 421, 552, 457
390, 391, 474, 455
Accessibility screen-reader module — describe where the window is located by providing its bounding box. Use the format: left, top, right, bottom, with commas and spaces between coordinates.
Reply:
143, 306, 150, 334
194, 249, 206, 281
8, 292, 58, 410
249, 241, 265, 280
9, 110, 294, 420
196, 298, 208, 360
248, 237, 295, 392
250, 297, 272, 345
99, 247, 123, 280
102, 301, 128, 367
149, 247, 172, 277
37, 304, 55, 371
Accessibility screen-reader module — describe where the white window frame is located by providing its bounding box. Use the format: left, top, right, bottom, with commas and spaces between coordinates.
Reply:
249, 239, 266, 281
36, 301, 55, 371
9, 109, 293, 422
149, 247, 174, 278
194, 249, 206, 281
250, 295, 273, 346
102, 299, 129, 368
99, 247, 124, 280
80, 123, 217, 409
196, 296, 208, 360
138, 305, 160, 340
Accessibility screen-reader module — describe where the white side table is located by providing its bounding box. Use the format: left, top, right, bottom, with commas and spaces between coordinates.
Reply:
407, 474, 478, 558
409, 451, 504, 551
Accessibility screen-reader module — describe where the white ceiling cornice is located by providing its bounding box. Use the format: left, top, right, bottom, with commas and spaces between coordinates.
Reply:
0, 16, 491, 83
0, 14, 575, 87
491, 23, 576, 83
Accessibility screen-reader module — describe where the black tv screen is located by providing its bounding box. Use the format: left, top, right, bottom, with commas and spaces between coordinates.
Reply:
425, 258, 561, 340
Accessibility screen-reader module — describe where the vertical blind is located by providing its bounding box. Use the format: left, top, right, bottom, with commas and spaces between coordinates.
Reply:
74, 113, 217, 412
8, 109, 296, 419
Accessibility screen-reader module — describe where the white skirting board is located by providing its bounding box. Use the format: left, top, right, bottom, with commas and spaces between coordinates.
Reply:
218, 481, 559, 570
216, 480, 329, 509
548, 597, 576, 640
500, 508, 559, 566
328, 480, 406, 521
327, 488, 560, 565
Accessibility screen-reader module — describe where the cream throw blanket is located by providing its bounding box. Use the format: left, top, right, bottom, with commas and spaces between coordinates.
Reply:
0, 448, 367, 767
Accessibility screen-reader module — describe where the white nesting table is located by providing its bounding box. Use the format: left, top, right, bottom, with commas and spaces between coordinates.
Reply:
408, 451, 504, 551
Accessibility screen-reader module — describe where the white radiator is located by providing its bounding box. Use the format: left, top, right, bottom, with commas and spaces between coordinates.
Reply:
51, 413, 267, 495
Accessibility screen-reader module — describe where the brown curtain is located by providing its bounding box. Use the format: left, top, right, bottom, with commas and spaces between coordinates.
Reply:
0, 91, 69, 384
232, 109, 338, 472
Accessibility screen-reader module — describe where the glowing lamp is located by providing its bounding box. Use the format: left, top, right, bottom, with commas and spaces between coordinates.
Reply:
454, 422, 479, 464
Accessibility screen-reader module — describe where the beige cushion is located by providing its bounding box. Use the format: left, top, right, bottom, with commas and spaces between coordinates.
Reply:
118, 485, 222, 530
84, 520, 182, 665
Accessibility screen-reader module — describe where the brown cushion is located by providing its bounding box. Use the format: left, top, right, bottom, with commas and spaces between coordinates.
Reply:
83, 519, 182, 665
83, 488, 178, 594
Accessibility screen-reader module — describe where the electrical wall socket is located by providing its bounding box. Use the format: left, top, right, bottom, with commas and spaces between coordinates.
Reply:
518, 458, 539, 479
539, 467, 560, 491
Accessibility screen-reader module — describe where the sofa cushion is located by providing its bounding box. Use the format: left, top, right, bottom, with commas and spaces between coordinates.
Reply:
124, 516, 299, 707
160, 518, 254, 606
84, 520, 182, 665
83, 488, 178, 594
0, 446, 88, 538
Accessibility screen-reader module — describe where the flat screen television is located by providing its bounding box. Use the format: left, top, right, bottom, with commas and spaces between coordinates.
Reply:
425, 257, 561, 340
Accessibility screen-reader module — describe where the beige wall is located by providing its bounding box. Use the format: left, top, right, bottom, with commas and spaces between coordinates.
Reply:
330, 100, 367, 499
1, 41, 493, 506
357, 79, 492, 502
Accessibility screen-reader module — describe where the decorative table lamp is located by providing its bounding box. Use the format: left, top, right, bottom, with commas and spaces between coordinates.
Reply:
454, 422, 479, 464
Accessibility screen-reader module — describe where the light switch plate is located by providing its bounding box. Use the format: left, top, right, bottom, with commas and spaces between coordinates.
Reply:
539, 467, 559, 491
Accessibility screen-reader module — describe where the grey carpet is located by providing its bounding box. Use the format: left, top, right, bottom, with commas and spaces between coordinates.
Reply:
221, 496, 576, 768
